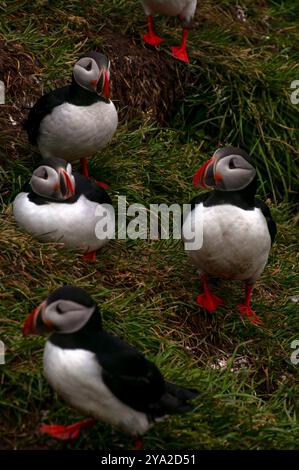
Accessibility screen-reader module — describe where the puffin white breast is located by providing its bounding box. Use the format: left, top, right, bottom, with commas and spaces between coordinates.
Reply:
38, 100, 118, 161
182, 203, 271, 282
43, 342, 151, 436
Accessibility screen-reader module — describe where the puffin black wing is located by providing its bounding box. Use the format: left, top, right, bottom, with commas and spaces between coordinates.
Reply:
98, 333, 198, 418
24, 85, 71, 145
98, 333, 166, 413
74, 174, 112, 205
255, 199, 277, 244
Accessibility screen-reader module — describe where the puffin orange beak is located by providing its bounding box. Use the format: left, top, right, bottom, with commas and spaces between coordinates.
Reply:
102, 70, 109, 99
90, 70, 109, 98
59, 169, 75, 199
192, 157, 215, 189
23, 303, 53, 336
23, 305, 42, 336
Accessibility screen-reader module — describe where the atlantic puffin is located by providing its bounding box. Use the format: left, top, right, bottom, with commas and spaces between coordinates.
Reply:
182, 147, 276, 324
141, 0, 197, 63
23, 286, 198, 445
23, 51, 118, 182
13, 157, 114, 261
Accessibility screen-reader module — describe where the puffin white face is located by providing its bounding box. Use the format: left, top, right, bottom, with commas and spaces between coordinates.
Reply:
212, 154, 256, 191
42, 300, 95, 334
193, 148, 256, 191
30, 162, 75, 201
73, 56, 110, 98
23, 299, 96, 336
23, 286, 100, 337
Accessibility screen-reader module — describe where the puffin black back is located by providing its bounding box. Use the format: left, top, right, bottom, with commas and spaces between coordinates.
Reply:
23, 85, 72, 145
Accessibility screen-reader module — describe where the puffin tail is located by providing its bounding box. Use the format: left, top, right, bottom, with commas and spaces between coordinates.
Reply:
159, 381, 199, 414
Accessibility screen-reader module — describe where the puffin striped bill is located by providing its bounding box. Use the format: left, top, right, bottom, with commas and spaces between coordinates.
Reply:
22, 305, 42, 336
23, 302, 52, 336
59, 169, 75, 199
102, 70, 109, 99
192, 157, 215, 189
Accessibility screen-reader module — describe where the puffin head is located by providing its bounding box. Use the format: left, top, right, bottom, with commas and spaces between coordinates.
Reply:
23, 286, 101, 336
192, 147, 256, 192
73, 51, 110, 99
30, 157, 75, 201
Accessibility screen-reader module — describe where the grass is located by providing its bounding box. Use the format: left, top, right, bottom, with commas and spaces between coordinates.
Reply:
0, 0, 298, 450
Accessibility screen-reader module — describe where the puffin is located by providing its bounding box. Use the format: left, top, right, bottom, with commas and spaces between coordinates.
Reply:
23, 51, 118, 183
141, 0, 197, 63
23, 286, 198, 446
13, 157, 114, 261
182, 147, 277, 325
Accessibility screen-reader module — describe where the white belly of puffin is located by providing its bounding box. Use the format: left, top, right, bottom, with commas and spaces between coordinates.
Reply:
13, 193, 114, 253
142, 0, 195, 17
43, 342, 151, 436
182, 204, 271, 283
37, 100, 118, 161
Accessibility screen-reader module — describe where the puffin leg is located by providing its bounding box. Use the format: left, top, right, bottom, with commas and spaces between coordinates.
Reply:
134, 438, 143, 450
95, 180, 109, 189
80, 157, 89, 177
143, 15, 164, 46
196, 274, 224, 313
238, 284, 263, 325
80, 157, 109, 189
40, 418, 96, 440
83, 251, 97, 262
171, 28, 189, 63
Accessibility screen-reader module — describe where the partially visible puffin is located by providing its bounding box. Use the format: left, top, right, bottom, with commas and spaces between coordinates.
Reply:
182, 147, 276, 324
23, 51, 118, 182
13, 157, 114, 261
141, 0, 197, 63
23, 286, 198, 445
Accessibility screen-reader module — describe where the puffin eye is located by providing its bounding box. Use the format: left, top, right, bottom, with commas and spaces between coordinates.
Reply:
85, 61, 92, 71
229, 158, 237, 169
42, 168, 48, 179
56, 304, 64, 315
